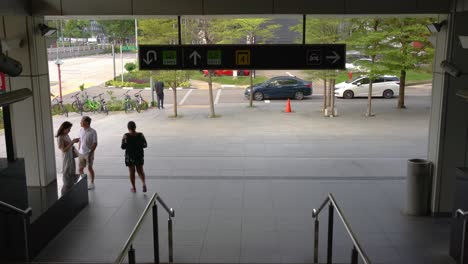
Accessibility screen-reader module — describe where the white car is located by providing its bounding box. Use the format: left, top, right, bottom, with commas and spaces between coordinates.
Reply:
334, 75, 400, 99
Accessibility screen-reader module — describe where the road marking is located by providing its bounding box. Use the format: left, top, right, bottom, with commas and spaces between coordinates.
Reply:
179, 89, 193, 105
214, 89, 222, 104
286, 72, 294, 77
264, 100, 270, 103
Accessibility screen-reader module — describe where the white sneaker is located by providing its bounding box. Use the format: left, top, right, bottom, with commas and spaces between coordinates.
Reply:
88, 182, 95, 190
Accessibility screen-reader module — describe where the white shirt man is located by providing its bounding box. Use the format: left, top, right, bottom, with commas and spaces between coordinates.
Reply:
78, 116, 98, 190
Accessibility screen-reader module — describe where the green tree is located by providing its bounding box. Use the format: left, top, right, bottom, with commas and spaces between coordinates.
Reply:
218, 18, 280, 107
349, 18, 389, 117
381, 17, 435, 109
293, 18, 350, 115
63, 20, 90, 38
98, 20, 134, 44
154, 70, 193, 117
217, 18, 280, 44
138, 19, 178, 44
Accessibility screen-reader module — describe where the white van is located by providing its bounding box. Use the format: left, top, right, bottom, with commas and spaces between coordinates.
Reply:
334, 75, 400, 99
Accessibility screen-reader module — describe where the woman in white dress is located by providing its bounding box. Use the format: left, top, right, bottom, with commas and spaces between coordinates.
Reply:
56, 121, 80, 195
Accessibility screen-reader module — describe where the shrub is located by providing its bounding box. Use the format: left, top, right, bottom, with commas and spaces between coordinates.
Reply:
105, 80, 139, 87
179, 81, 191, 88
107, 100, 125, 111
125, 62, 137, 72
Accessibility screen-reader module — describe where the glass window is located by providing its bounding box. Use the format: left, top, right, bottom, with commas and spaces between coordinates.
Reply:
374, 77, 385, 83
385, 76, 399, 82
357, 78, 369, 85
281, 79, 298, 85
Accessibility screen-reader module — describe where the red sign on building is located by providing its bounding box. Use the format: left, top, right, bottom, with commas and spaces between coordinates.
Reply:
0, 72, 5, 92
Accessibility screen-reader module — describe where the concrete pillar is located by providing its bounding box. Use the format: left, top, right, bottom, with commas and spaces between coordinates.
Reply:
429, 11, 468, 213
1, 16, 56, 187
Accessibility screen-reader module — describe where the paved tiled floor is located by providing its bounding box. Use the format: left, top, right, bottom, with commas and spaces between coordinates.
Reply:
23, 95, 454, 263
34, 177, 453, 264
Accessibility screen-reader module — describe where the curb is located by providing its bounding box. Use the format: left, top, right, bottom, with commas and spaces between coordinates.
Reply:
221, 85, 248, 89
406, 81, 432, 87
106, 86, 187, 90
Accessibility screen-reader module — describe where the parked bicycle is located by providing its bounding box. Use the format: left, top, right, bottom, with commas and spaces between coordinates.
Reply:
134, 90, 148, 113
81, 92, 102, 113
96, 93, 109, 115
71, 92, 83, 116
51, 95, 68, 117
123, 90, 134, 113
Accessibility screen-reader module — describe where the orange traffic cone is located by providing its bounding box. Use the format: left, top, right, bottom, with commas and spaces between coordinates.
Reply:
285, 99, 292, 113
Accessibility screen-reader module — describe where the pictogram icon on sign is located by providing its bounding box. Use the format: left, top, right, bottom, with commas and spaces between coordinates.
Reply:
326, 51, 341, 64
162, 50, 177, 65
143, 50, 157, 65
189, 51, 201, 66
307, 50, 321, 65
236, 50, 250, 66
207, 50, 221, 65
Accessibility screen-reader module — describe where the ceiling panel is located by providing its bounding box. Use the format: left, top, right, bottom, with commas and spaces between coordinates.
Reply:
133, 0, 203, 15
32, 0, 61, 16
274, 0, 345, 14
346, 0, 418, 14
30, 0, 450, 16
0, 0, 30, 15
204, 0, 273, 14
62, 0, 132, 16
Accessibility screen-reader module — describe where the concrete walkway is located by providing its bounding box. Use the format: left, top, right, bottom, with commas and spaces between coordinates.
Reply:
8, 97, 453, 263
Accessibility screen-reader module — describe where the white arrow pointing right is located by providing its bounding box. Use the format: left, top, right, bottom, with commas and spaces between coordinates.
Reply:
326, 51, 341, 64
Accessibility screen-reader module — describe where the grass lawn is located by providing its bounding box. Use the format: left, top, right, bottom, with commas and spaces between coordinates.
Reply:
190, 74, 269, 86
332, 70, 432, 84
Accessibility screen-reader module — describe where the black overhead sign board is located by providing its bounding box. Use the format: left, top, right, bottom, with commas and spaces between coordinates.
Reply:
138, 44, 346, 70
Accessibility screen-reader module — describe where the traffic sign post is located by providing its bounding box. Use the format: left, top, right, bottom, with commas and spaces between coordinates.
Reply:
139, 44, 345, 71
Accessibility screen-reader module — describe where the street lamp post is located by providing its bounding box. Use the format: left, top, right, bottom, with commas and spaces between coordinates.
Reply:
55, 59, 64, 101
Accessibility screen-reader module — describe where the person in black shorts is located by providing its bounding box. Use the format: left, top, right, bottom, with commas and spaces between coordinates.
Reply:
121, 121, 148, 193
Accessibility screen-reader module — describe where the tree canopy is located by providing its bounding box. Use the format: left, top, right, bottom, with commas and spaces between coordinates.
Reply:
63, 20, 90, 38
97, 20, 135, 44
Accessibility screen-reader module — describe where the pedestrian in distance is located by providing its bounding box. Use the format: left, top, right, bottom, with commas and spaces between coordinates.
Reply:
78, 116, 98, 190
155, 81, 164, 109
56, 121, 80, 195
121, 121, 148, 193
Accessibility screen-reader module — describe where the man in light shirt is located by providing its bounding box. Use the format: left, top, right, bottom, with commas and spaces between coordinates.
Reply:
78, 116, 98, 190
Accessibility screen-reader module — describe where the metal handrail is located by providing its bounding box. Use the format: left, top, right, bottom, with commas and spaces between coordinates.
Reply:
0, 200, 32, 216
456, 209, 468, 264
0, 200, 32, 261
114, 193, 175, 264
312, 193, 371, 264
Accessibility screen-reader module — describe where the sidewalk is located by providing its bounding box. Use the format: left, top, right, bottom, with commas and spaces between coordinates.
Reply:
18, 101, 452, 264
34, 177, 451, 264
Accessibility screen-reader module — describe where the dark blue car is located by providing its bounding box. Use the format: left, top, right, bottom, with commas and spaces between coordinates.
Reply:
244, 76, 312, 101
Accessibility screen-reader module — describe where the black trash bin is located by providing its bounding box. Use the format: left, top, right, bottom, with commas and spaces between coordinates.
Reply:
405, 159, 432, 216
